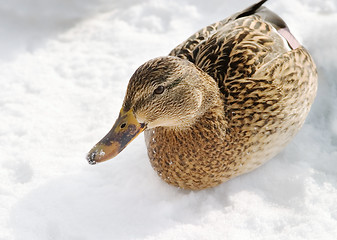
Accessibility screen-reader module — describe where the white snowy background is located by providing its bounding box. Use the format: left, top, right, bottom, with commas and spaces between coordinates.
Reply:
0, 0, 336, 239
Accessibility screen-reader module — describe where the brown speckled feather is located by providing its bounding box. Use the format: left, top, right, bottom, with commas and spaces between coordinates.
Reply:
143, 1, 317, 189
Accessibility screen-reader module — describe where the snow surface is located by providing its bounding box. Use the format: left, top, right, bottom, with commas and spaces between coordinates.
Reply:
1, 0, 337, 239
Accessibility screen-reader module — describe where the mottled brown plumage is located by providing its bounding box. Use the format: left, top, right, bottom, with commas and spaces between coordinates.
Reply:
87, 0, 318, 190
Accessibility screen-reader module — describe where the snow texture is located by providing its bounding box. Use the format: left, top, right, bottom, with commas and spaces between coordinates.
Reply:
1, 0, 336, 239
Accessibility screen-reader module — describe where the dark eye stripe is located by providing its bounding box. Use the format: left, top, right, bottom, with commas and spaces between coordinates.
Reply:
166, 77, 183, 90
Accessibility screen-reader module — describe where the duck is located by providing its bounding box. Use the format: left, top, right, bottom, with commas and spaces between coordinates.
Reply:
86, 0, 318, 190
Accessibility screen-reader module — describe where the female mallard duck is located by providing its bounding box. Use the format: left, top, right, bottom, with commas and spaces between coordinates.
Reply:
87, 0, 317, 190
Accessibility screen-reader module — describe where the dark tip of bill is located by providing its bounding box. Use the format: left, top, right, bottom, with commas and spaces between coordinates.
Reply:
86, 152, 97, 165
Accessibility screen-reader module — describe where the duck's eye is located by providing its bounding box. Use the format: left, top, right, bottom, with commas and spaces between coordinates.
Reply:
154, 86, 165, 95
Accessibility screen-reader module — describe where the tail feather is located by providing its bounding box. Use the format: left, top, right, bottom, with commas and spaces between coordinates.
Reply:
235, 0, 268, 19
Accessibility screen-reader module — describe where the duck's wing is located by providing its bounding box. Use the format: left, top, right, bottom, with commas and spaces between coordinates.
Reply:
225, 47, 317, 125
169, 0, 301, 89
223, 47, 317, 157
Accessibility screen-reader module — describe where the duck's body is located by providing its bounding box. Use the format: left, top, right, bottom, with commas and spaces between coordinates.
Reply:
87, 0, 317, 190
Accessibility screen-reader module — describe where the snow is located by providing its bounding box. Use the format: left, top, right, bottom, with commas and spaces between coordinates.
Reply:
1, 0, 336, 239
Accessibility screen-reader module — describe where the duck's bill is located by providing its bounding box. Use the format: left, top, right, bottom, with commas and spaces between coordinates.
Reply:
86, 109, 146, 165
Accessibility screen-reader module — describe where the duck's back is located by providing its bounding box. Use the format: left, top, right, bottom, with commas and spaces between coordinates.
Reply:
170, 1, 297, 84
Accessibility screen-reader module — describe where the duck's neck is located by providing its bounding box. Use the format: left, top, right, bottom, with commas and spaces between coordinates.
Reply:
177, 69, 224, 130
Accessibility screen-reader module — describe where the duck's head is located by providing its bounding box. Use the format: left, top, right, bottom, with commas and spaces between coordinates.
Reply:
86, 56, 218, 164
